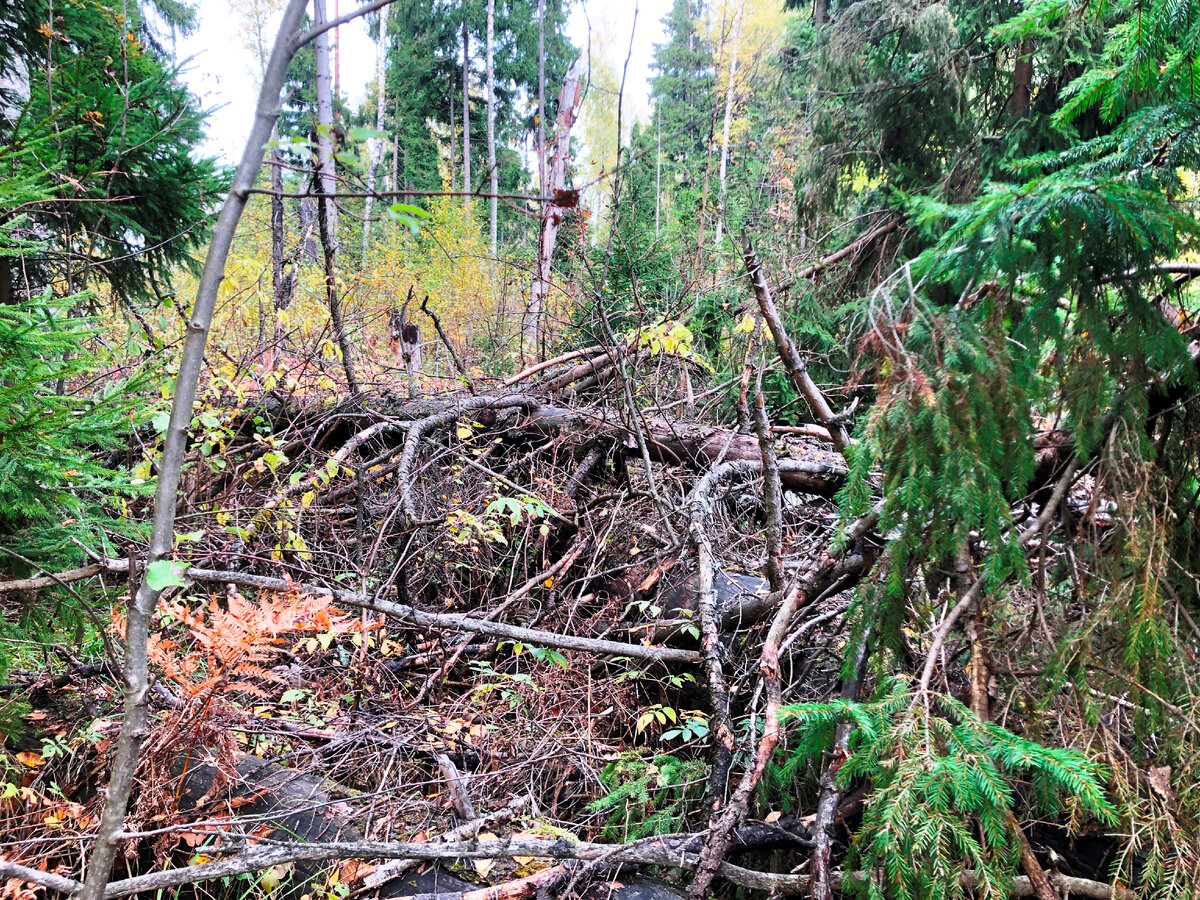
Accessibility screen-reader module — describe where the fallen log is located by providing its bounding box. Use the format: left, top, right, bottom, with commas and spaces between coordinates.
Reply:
12, 832, 1131, 899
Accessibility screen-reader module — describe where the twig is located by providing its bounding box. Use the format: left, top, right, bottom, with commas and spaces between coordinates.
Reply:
918, 457, 1081, 693
420, 295, 477, 394
84, 560, 700, 665
77, 4, 315, 898
742, 232, 853, 453
689, 506, 881, 899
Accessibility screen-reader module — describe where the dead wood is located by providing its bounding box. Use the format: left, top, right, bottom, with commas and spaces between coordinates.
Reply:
421, 294, 477, 394
79, 559, 701, 664
809, 626, 871, 900
688, 504, 881, 900
743, 232, 852, 453
21, 832, 1132, 900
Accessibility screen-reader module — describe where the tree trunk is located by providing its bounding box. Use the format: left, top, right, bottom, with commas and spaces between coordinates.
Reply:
74, 4, 315, 898
314, 0, 338, 240
391, 131, 399, 193
298, 197, 320, 265
450, 66, 458, 192
537, 0, 546, 201
361, 4, 389, 263
462, 19, 471, 209
714, 4, 742, 248
524, 56, 583, 365
269, 134, 294, 361
486, 0, 497, 255
655, 106, 662, 237
313, 0, 357, 394
0, 13, 29, 133
1007, 41, 1035, 119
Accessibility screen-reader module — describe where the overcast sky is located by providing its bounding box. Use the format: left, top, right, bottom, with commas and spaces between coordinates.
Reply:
177, 0, 670, 165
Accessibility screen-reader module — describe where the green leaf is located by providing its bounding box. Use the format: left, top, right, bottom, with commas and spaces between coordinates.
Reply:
146, 559, 190, 592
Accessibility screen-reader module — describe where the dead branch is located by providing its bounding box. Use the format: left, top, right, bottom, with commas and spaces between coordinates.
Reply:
793, 216, 902, 282
752, 385, 784, 594
362, 796, 532, 891
810, 626, 871, 900
85, 560, 701, 665
503, 345, 602, 386
436, 753, 477, 821
421, 295, 477, 394
0, 562, 106, 593
688, 504, 881, 900
398, 396, 539, 522
742, 232, 852, 452
918, 457, 1081, 693
11, 832, 1132, 899
687, 465, 739, 809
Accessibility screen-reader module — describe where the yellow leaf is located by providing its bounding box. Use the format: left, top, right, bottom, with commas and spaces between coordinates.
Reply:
473, 858, 495, 879
456, 425, 472, 441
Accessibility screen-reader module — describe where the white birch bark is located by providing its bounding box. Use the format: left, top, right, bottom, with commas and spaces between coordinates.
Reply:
362, 5, 389, 262
486, 0, 497, 254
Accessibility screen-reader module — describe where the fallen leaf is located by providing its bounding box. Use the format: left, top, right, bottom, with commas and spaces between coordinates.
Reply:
473, 858, 495, 879
15, 753, 43, 768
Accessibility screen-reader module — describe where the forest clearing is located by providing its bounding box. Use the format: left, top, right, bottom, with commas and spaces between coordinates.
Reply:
0, 0, 1198, 898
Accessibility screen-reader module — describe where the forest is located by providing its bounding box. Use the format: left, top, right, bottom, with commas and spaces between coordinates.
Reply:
0, 0, 1198, 898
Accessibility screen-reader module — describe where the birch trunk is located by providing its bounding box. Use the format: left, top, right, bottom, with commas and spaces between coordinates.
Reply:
361, 5, 389, 262
714, 3, 743, 247
486, 0, 497, 255
537, 0, 547, 200
314, 0, 338, 239
524, 56, 583, 365
462, 19, 471, 209
269, 133, 294, 359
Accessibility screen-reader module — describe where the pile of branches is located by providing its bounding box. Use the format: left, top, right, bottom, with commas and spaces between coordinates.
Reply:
0, 236, 1137, 900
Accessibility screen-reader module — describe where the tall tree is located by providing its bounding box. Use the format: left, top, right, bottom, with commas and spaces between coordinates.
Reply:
486, 0, 497, 253
6, 0, 218, 306
649, 0, 716, 235
313, 0, 357, 392
462, 17, 472, 206
313, 0, 338, 238
713, 1, 743, 246
362, 5, 390, 260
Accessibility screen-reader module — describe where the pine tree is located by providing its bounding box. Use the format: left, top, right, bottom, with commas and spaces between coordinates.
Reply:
649, 0, 717, 234
11, 0, 219, 306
